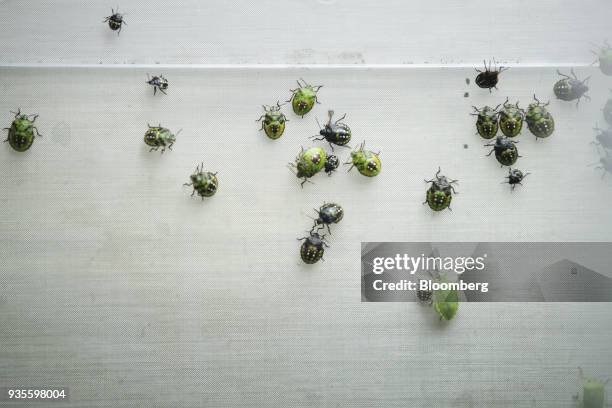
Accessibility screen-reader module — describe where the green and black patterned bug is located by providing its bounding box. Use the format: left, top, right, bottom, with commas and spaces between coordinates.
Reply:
288, 146, 327, 187
298, 231, 329, 264
144, 124, 179, 153
311, 202, 344, 233
471, 104, 500, 139
475, 60, 508, 92
553, 69, 590, 106
311, 110, 351, 151
104, 7, 126, 34
147, 74, 168, 95
525, 95, 555, 140
184, 163, 218, 199
503, 168, 529, 190
324, 154, 339, 175
499, 99, 524, 138
287, 78, 322, 117
3, 109, 42, 152
485, 135, 520, 166
256, 102, 287, 140
424, 167, 458, 212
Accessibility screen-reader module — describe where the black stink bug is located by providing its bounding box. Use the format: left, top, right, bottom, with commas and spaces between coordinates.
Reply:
256, 102, 287, 140
498, 99, 525, 138
144, 124, 179, 153
3, 109, 42, 152
424, 167, 458, 212
503, 168, 529, 190
553, 69, 590, 106
485, 135, 520, 166
104, 7, 126, 34
298, 231, 329, 264
471, 104, 500, 139
311, 202, 344, 233
475, 60, 508, 92
525, 95, 555, 140
287, 78, 322, 117
324, 154, 339, 175
184, 163, 218, 199
146, 74, 168, 95
311, 110, 351, 151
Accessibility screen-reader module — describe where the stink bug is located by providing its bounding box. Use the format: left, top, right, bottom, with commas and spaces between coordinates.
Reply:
593, 125, 612, 151
432, 274, 459, 321
311, 110, 351, 150
553, 69, 590, 106
3, 109, 42, 152
298, 231, 329, 264
592, 41, 612, 76
143, 124, 179, 153
288, 146, 327, 187
503, 168, 529, 190
287, 78, 322, 117
311, 202, 344, 233
485, 135, 520, 166
498, 98, 524, 138
345, 141, 381, 177
146, 74, 168, 95
256, 102, 287, 140
184, 163, 218, 199
577, 368, 609, 408
324, 154, 340, 175
424, 167, 458, 212
525, 95, 555, 139
591, 151, 612, 178
104, 7, 126, 34
471, 104, 500, 139
475, 59, 508, 92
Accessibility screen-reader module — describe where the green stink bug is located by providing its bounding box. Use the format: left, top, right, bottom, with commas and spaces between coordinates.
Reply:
432, 275, 459, 321
345, 141, 381, 177
184, 163, 218, 199
499, 98, 524, 138
471, 104, 500, 139
288, 146, 327, 187
287, 78, 322, 117
592, 41, 612, 76
144, 124, 179, 153
485, 135, 520, 166
256, 102, 287, 140
577, 368, 609, 408
424, 167, 458, 212
3, 109, 42, 152
525, 95, 555, 139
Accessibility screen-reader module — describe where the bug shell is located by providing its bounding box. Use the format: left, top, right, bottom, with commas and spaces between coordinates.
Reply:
594, 127, 612, 150
259, 104, 286, 140
315, 203, 344, 227
578, 369, 608, 408
300, 232, 327, 264
525, 98, 555, 139
348, 142, 381, 177
288, 79, 321, 117
324, 154, 340, 175
603, 97, 612, 126
499, 100, 524, 138
144, 125, 176, 152
486, 135, 519, 166
596, 43, 612, 76
472, 105, 499, 139
553, 70, 589, 103
433, 275, 459, 321
425, 169, 457, 212
317, 110, 351, 148
186, 166, 218, 198
5, 111, 40, 152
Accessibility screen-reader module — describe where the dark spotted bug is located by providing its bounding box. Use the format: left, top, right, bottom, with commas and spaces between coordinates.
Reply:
288, 146, 326, 187
592, 41, 612, 76
311, 202, 344, 233
471, 104, 500, 139
475, 60, 508, 92
593, 126, 612, 151
311, 110, 351, 150
146, 74, 168, 95
104, 8, 126, 34
499, 98, 524, 138
424, 167, 458, 212
144, 124, 179, 153
298, 231, 329, 264
184, 163, 218, 199
503, 168, 529, 190
485, 135, 520, 166
603, 93, 612, 126
256, 102, 287, 140
324, 154, 339, 175
553, 69, 590, 106
3, 109, 42, 152
287, 78, 322, 117
525, 95, 555, 139
416, 280, 433, 305
345, 141, 381, 177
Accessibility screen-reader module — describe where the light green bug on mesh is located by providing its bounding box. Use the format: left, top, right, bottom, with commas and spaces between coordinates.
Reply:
144, 124, 179, 153
287, 78, 322, 117
3, 109, 42, 152
432, 273, 459, 321
288, 146, 326, 187
577, 368, 609, 408
345, 141, 381, 177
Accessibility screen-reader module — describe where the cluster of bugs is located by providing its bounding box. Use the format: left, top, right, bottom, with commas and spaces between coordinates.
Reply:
415, 270, 459, 321
298, 203, 344, 264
